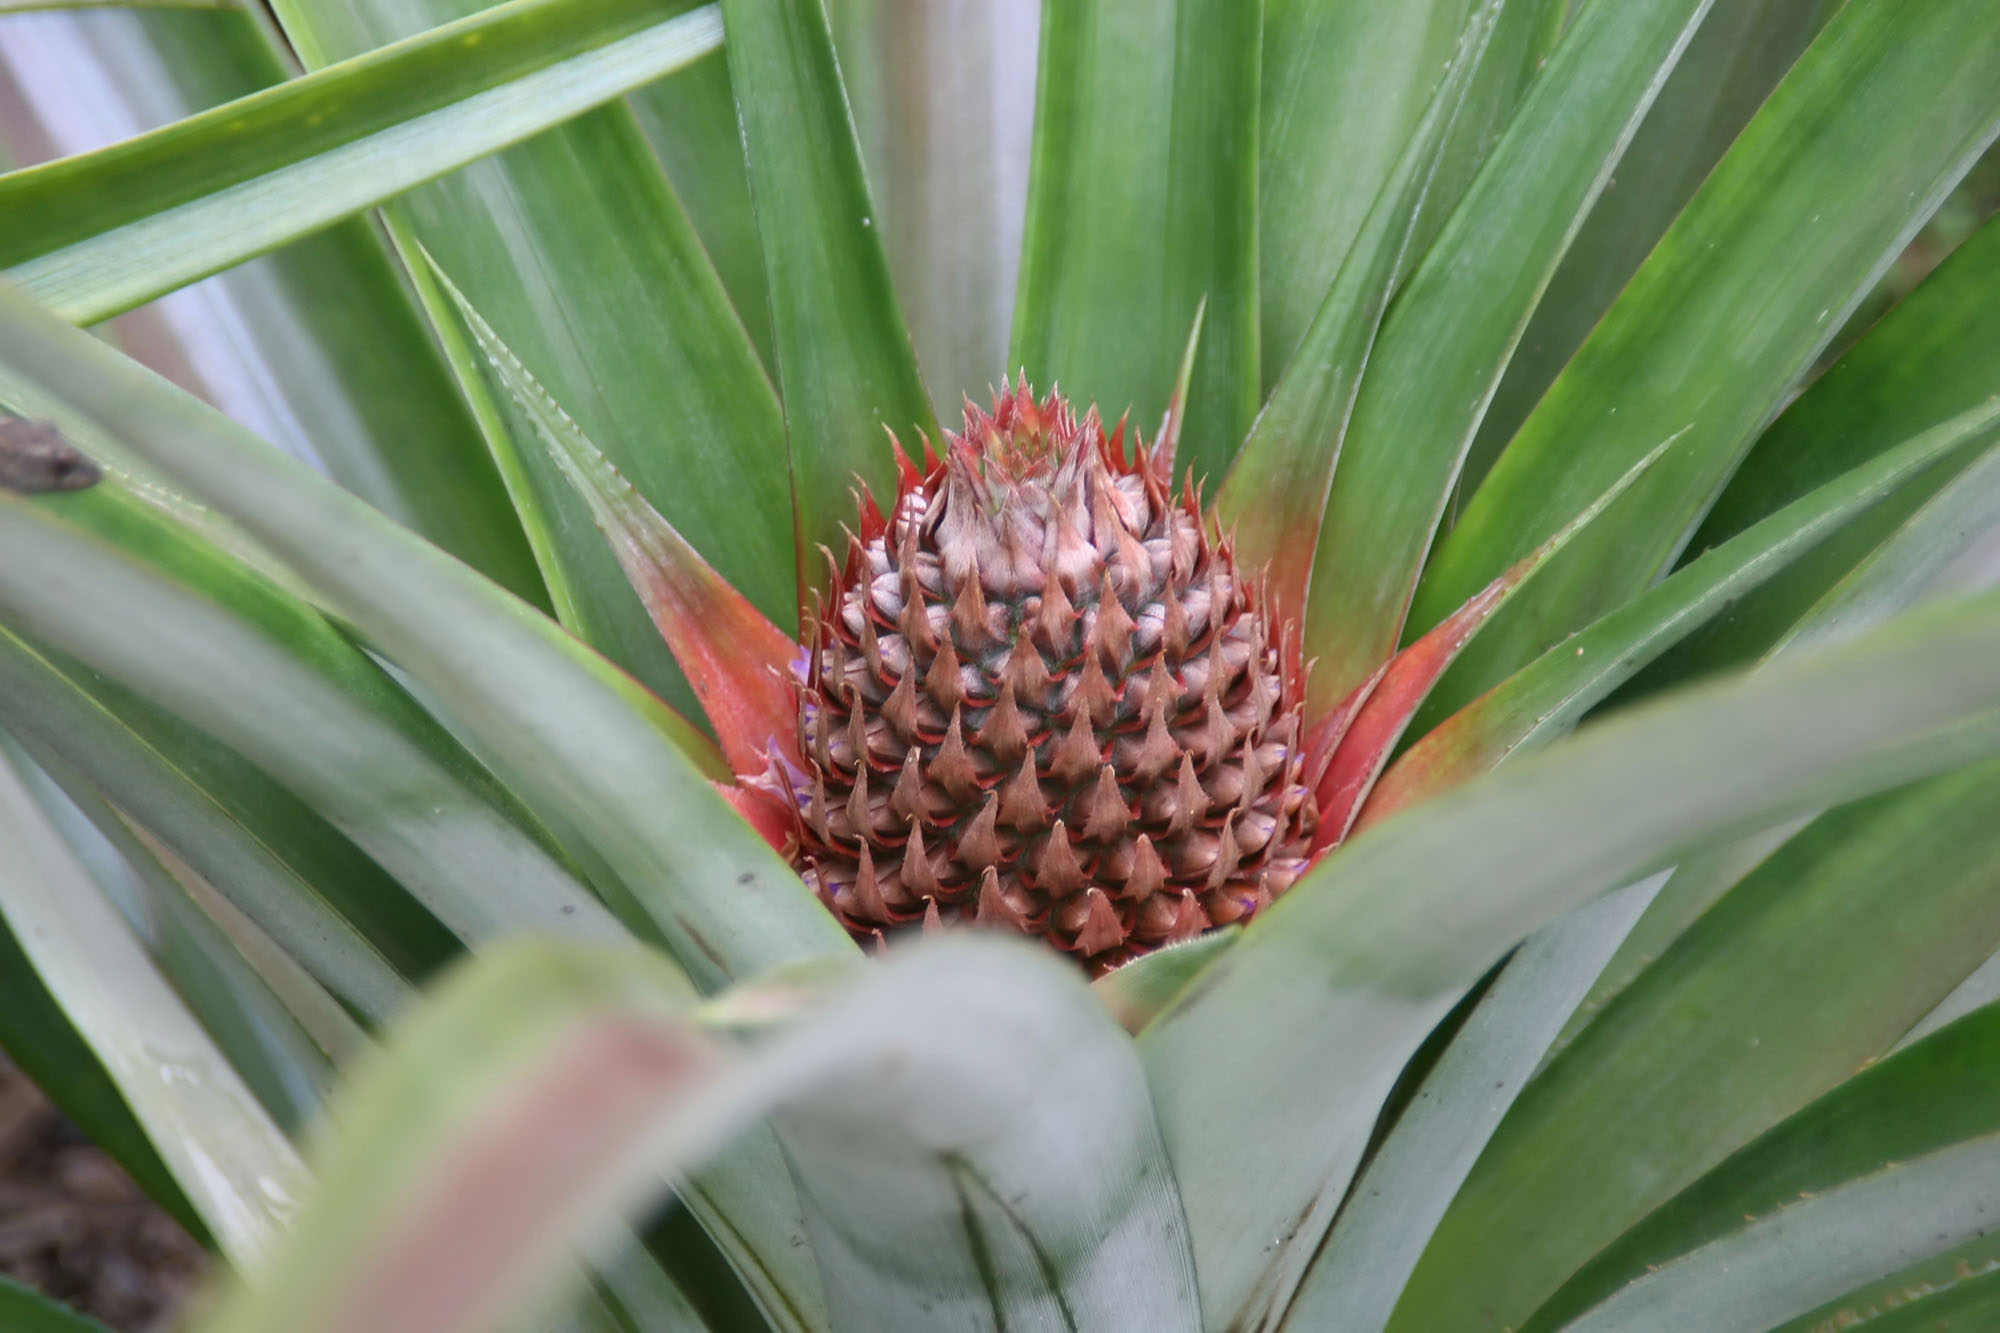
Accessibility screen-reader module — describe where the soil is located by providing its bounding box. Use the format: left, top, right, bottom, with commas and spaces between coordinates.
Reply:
0, 1058, 208, 1333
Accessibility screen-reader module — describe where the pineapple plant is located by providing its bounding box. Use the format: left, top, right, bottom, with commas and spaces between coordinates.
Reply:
1, 0, 1999, 1330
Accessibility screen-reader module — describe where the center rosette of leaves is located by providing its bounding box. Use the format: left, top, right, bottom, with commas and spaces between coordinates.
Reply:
788, 384, 1316, 974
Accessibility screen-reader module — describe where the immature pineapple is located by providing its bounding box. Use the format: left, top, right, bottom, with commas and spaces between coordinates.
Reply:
788, 383, 1315, 972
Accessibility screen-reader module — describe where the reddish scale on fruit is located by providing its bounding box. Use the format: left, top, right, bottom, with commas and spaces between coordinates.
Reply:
771, 384, 1317, 975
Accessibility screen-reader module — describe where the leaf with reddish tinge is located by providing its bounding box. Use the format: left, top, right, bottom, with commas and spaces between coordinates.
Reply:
1217, 0, 1504, 642
426, 253, 795, 779
1314, 431, 1681, 846
1365, 401, 2000, 827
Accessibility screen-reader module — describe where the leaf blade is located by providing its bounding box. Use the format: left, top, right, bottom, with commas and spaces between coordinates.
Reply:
201, 937, 1199, 1333
721, 0, 938, 594
1293, 0, 1713, 709
0, 741, 309, 1267
1140, 584, 2000, 1329
1415, 0, 2000, 715
0, 283, 854, 992
1, 0, 727, 326
1372, 400, 2000, 816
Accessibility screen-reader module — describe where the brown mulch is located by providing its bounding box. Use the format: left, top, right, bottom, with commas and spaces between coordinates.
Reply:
0, 1058, 209, 1332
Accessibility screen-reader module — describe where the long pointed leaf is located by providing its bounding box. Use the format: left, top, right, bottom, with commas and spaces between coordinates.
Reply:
0, 742, 309, 1267
1314, 434, 1675, 843
0, 284, 854, 992
0, 8, 543, 602
429, 258, 788, 777
1009, 0, 1178, 432
721, 0, 937, 593
1258, 0, 1564, 389
0, 283, 842, 1333
0, 0, 725, 326
1158, 0, 1261, 478
1293, 0, 1713, 709
1373, 401, 2000, 817
1535, 998, 2000, 1330
0, 630, 431, 1024
1560, 1134, 2000, 1333
269, 0, 796, 722
828, 0, 1032, 412
1769, 1238, 2000, 1333
14, 744, 336, 1133
0, 878, 201, 1240
1388, 754, 2000, 1331
1282, 880, 1657, 1332
1458, 0, 1839, 499
0, 479, 618, 949
1633, 212, 2000, 691
1141, 584, 2000, 1330
1218, 0, 1505, 633
1257, 0, 1474, 384
1415, 0, 2000, 714
628, 50, 775, 373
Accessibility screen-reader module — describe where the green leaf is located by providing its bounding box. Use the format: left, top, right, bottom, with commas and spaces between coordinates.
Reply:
0, 627, 441, 1024
0, 7, 543, 603
200, 937, 1199, 1333
0, 284, 856, 993
424, 255, 780, 777
0, 1277, 111, 1333
1773, 1238, 2000, 1333
1281, 881, 1657, 1331
1009, 0, 1277, 476
1139, 584, 2000, 1331
1293, 0, 1711, 710
11, 741, 336, 1134
1458, 0, 1840, 500
1092, 928, 1238, 1034
1900, 950, 2000, 1054
268, 0, 795, 719
0, 880, 202, 1241
0, 0, 725, 326
1697, 215, 2000, 551
721, 0, 938, 594
1768, 1232, 2000, 1328
1534, 998, 2000, 1330
1774, 439, 2000, 661
1559, 1133, 2000, 1333
0, 476, 621, 950
1010, 0, 1179, 433
1158, 0, 1261, 479
1219, 0, 1507, 634
1632, 212, 2000, 692
1377, 401, 2000, 813
1539, 412, 2000, 1073
1257, 0, 1475, 385
628, 50, 776, 373
0, 283, 840, 1333
0, 741, 310, 1267
1391, 757, 2000, 1331
1414, 0, 2000, 716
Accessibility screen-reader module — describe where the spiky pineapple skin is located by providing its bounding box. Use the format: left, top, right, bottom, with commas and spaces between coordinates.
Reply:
784, 386, 1315, 973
